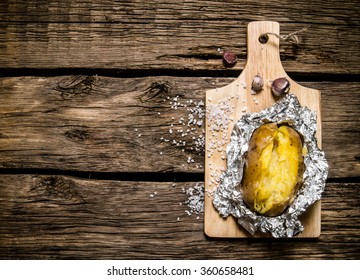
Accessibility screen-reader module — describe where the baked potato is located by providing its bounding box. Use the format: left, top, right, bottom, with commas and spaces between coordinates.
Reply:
239, 123, 304, 216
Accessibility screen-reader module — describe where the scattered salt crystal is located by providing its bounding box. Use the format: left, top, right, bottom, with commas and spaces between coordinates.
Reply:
206, 98, 232, 132
184, 182, 204, 215
138, 134, 142, 137
155, 95, 206, 170
187, 156, 192, 164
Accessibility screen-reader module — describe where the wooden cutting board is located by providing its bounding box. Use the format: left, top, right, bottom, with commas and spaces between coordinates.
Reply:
204, 21, 322, 238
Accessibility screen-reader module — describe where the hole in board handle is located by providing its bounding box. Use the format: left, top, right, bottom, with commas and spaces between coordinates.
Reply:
259, 34, 269, 44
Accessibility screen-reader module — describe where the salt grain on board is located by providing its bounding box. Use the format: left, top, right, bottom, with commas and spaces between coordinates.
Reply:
205, 93, 238, 192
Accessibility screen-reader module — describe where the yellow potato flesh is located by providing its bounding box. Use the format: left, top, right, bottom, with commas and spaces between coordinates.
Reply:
241, 124, 304, 216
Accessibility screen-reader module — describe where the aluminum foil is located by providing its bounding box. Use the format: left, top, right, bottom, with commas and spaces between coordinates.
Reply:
213, 93, 328, 238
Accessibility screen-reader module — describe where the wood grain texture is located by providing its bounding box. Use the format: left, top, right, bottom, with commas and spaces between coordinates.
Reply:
0, 175, 358, 259
0, 0, 359, 73
0, 0, 359, 261
0, 76, 359, 178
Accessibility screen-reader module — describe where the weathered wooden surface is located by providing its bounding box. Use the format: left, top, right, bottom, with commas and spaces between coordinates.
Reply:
0, 76, 359, 178
0, 0, 359, 74
0, 0, 359, 260
0, 175, 359, 259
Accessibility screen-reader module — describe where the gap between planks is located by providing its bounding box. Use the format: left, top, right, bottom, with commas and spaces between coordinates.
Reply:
0, 68, 359, 82
0, 169, 204, 183
0, 170, 358, 183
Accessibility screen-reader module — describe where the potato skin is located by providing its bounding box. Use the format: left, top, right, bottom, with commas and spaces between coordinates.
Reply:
239, 123, 304, 216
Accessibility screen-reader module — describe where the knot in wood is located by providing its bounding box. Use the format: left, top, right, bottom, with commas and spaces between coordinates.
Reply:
55, 75, 98, 99
65, 128, 90, 142
141, 81, 172, 103
33, 176, 84, 203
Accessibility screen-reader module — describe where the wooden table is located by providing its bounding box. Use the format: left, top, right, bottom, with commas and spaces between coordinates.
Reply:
0, 0, 359, 259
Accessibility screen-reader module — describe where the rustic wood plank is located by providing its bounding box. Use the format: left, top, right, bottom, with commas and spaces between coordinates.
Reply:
0, 175, 358, 259
0, 0, 359, 74
0, 76, 359, 178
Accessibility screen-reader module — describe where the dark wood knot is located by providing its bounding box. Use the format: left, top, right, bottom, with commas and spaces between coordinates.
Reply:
32, 176, 85, 203
140, 81, 172, 103
55, 75, 98, 99
65, 128, 90, 142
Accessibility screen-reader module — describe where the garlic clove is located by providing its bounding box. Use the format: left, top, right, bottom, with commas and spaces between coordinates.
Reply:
251, 74, 264, 93
223, 51, 237, 67
271, 77, 291, 97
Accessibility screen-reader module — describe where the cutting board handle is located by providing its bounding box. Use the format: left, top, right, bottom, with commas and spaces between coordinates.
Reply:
241, 21, 286, 84
235, 21, 320, 110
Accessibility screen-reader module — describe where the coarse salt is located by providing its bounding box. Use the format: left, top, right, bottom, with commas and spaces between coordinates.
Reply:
184, 182, 204, 215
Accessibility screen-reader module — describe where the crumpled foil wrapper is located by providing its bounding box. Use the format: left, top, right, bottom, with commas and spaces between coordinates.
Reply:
213, 93, 329, 238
